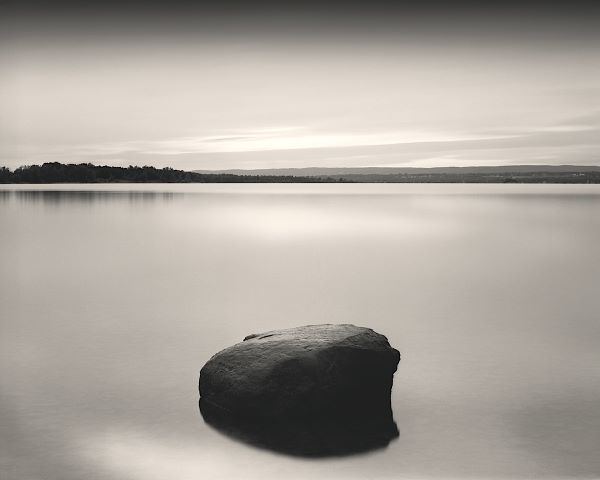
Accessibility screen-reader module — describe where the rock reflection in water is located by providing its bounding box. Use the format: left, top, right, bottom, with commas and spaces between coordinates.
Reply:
200, 399, 399, 457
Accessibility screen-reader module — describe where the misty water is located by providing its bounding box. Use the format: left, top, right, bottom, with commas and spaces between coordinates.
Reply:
1, 184, 599, 480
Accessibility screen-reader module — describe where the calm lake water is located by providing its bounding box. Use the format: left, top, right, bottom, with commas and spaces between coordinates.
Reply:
1, 184, 599, 479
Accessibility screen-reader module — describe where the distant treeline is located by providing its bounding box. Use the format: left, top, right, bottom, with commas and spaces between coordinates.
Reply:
0, 163, 348, 184
2, 162, 599, 184
325, 171, 600, 183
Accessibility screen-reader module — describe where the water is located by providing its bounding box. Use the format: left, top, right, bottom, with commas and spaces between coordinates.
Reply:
1, 184, 599, 480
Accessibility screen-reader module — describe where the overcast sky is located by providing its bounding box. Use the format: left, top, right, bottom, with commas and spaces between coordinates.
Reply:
1, 2, 599, 170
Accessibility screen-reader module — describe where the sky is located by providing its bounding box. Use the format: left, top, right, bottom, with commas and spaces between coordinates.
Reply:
1, 1, 599, 170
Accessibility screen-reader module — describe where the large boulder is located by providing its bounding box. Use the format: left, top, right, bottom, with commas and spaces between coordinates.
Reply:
199, 324, 401, 456
199, 324, 400, 419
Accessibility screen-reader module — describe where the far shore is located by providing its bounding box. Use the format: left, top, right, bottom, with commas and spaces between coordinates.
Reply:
1, 162, 599, 184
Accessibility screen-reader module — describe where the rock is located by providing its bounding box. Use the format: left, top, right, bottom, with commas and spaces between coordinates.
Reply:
199, 324, 400, 419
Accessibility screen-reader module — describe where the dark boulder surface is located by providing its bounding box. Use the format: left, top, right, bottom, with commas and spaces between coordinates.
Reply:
199, 324, 401, 456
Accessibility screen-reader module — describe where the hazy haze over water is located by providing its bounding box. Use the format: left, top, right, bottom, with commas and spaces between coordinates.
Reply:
1, 184, 599, 479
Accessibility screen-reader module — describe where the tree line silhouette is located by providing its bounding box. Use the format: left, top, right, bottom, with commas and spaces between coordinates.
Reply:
2, 162, 597, 184
0, 163, 348, 184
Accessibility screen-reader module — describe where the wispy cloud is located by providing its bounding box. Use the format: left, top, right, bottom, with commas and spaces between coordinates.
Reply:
74, 127, 520, 157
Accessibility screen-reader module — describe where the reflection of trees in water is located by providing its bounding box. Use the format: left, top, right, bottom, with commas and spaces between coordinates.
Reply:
7, 190, 177, 204
200, 399, 399, 457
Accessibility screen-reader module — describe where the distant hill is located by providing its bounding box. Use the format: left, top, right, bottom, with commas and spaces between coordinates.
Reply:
2, 163, 599, 183
194, 165, 600, 183
195, 165, 600, 176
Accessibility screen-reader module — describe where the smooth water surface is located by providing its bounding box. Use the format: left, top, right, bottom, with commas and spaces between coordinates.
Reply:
1, 184, 599, 479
